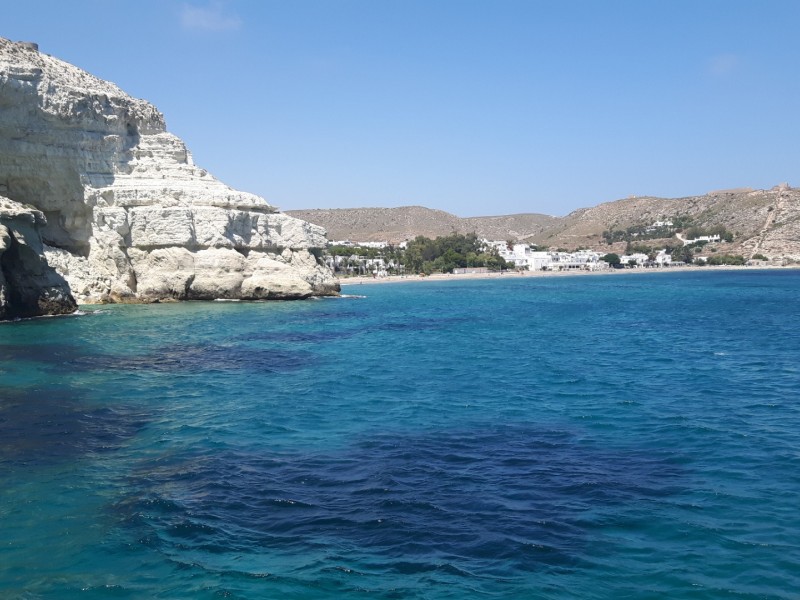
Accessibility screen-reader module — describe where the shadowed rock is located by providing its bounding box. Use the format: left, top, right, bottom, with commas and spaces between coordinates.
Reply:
0, 196, 76, 319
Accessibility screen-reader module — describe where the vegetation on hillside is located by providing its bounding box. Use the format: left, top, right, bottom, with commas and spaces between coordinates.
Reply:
602, 223, 676, 244
683, 225, 734, 242
602, 214, 733, 246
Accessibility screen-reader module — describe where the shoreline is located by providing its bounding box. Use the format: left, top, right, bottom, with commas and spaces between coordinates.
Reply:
338, 264, 798, 286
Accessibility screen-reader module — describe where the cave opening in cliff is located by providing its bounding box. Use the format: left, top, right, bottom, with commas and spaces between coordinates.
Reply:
1, 232, 40, 317
4, 175, 92, 256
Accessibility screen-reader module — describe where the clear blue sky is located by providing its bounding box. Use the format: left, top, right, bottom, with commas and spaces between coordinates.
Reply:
4, 0, 799, 216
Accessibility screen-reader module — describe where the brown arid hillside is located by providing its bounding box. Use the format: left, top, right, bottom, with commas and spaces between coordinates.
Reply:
463, 213, 561, 242
286, 206, 558, 244
288, 184, 800, 260
529, 184, 800, 259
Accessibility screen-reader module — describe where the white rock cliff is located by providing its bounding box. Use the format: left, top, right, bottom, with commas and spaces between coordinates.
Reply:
0, 37, 339, 303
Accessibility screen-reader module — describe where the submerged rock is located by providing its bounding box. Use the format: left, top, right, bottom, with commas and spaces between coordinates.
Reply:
0, 37, 339, 303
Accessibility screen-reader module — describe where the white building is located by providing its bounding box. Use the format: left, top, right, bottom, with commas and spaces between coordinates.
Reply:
483, 241, 608, 272
527, 251, 553, 271
650, 221, 672, 229
619, 253, 649, 266
498, 243, 532, 268
654, 249, 672, 266
484, 240, 510, 252
683, 234, 720, 245
546, 250, 606, 271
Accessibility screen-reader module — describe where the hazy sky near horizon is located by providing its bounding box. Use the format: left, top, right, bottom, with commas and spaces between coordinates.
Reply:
4, 0, 799, 217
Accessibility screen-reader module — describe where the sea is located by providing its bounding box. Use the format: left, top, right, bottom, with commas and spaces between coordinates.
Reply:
1, 270, 799, 599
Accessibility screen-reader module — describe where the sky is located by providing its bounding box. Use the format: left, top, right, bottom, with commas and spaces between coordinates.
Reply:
3, 0, 799, 217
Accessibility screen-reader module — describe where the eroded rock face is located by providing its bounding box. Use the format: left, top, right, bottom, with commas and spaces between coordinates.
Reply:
0, 37, 339, 302
0, 196, 77, 319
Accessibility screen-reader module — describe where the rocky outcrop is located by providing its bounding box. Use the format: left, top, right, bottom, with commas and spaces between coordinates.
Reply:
0, 196, 77, 319
0, 37, 338, 302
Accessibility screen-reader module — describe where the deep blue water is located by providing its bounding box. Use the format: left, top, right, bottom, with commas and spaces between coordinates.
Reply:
2, 270, 800, 599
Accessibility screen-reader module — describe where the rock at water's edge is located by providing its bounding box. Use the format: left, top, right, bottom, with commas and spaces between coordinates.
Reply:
0, 196, 77, 319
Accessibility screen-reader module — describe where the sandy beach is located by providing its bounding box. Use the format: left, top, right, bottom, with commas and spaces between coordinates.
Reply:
337, 264, 796, 286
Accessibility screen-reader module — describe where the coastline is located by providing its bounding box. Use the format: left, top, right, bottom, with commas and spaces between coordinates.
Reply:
338, 264, 798, 286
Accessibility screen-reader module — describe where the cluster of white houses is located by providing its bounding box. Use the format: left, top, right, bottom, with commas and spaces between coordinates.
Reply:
325, 217, 743, 275
326, 238, 679, 276
325, 254, 395, 277
490, 242, 673, 271
326, 240, 400, 277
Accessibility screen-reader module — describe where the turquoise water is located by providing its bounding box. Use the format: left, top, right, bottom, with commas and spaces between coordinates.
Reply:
1, 270, 799, 599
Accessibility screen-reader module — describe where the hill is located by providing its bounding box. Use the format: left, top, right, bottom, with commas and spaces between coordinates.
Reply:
285, 206, 558, 245
528, 185, 799, 259
288, 184, 800, 260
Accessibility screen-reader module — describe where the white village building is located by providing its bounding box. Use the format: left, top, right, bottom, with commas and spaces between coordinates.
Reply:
682, 234, 721, 245
654, 249, 672, 266
488, 241, 607, 271
546, 250, 606, 271
619, 253, 649, 266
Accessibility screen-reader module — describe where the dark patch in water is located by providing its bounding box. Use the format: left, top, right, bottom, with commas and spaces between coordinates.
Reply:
376, 316, 471, 333
242, 330, 357, 344
0, 387, 148, 466
117, 424, 683, 578
2, 337, 316, 384
69, 343, 314, 374
242, 315, 471, 344
285, 309, 362, 323
0, 342, 80, 365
